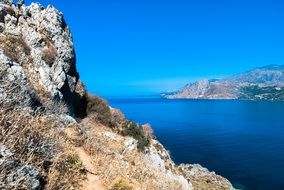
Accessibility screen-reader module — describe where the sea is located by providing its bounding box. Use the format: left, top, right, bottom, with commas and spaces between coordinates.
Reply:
108, 98, 284, 190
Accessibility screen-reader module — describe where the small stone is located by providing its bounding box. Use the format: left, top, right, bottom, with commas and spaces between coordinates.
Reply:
103, 132, 116, 141
0, 144, 13, 158
123, 138, 137, 151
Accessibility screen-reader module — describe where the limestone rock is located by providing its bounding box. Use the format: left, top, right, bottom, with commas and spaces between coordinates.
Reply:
123, 138, 137, 151
0, 1, 87, 115
179, 164, 236, 190
103, 131, 117, 141
7, 165, 40, 190
143, 140, 193, 190
0, 144, 13, 157
0, 144, 41, 190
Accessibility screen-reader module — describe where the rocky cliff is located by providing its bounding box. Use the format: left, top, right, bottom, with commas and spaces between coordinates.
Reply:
163, 65, 284, 100
0, 1, 235, 190
0, 0, 87, 117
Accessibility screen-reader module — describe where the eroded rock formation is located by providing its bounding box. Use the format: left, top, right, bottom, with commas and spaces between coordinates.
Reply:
0, 0, 86, 115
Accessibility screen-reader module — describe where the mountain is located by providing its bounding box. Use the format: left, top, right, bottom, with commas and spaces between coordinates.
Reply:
163, 65, 284, 100
0, 1, 235, 190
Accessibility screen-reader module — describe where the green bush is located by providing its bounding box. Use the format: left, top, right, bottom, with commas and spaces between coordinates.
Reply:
121, 121, 150, 151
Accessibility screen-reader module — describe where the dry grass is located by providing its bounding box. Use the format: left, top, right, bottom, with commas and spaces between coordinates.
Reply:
45, 149, 85, 190
109, 177, 133, 190
0, 62, 188, 190
0, 108, 86, 189
0, 34, 31, 63
77, 118, 187, 190
142, 123, 154, 140
86, 95, 113, 127
41, 45, 57, 66
0, 72, 85, 189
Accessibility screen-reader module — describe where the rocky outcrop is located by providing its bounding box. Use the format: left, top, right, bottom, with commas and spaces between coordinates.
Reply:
143, 140, 235, 190
163, 65, 284, 100
0, 0, 86, 115
0, 144, 41, 190
179, 164, 235, 190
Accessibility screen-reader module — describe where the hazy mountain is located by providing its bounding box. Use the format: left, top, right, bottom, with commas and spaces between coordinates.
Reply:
226, 65, 284, 86
163, 65, 284, 100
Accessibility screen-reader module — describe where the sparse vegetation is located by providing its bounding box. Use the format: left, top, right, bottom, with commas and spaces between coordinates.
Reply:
142, 123, 154, 140
46, 150, 85, 190
121, 121, 150, 151
0, 67, 85, 189
41, 45, 57, 66
109, 177, 133, 190
0, 109, 85, 190
0, 34, 31, 63
86, 95, 113, 126
240, 85, 284, 100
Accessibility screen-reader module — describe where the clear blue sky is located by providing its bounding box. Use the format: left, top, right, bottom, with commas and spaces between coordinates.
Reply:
25, 0, 284, 97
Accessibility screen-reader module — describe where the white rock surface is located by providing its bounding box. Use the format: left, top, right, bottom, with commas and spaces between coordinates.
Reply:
103, 131, 116, 141
123, 138, 137, 151
0, 1, 86, 115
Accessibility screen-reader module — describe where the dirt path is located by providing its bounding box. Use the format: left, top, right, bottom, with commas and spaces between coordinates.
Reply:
64, 127, 105, 190
75, 147, 105, 190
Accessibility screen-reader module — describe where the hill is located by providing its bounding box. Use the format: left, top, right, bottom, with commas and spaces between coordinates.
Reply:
163, 65, 284, 100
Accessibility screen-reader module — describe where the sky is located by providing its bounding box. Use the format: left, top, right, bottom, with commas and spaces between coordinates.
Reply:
25, 0, 284, 97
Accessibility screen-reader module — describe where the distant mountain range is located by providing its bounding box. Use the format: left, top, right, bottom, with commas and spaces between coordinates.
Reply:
162, 65, 284, 100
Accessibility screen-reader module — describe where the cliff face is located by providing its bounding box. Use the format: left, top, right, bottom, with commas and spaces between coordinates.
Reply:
0, 1, 235, 190
164, 65, 284, 100
0, 0, 87, 116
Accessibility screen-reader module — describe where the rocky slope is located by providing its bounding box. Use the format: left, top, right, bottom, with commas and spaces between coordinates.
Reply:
163, 65, 284, 100
0, 1, 235, 190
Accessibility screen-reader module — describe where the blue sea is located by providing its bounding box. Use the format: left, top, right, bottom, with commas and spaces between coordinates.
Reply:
108, 98, 284, 190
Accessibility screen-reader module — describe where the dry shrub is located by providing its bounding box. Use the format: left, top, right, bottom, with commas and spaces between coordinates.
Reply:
0, 110, 55, 189
45, 150, 85, 190
86, 95, 112, 127
0, 110, 85, 190
109, 177, 133, 190
142, 123, 154, 140
41, 45, 57, 66
0, 34, 31, 63
63, 124, 86, 147
111, 108, 125, 123
0, 71, 84, 190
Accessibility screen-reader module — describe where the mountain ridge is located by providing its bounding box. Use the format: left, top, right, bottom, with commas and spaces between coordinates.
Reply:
163, 65, 284, 100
